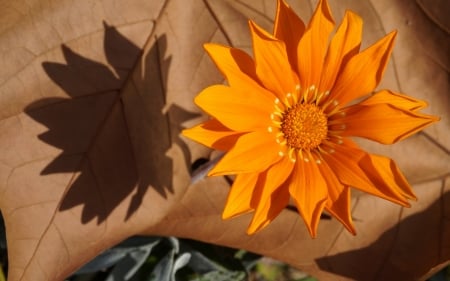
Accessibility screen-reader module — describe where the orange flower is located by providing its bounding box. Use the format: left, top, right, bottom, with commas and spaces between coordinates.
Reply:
182, 0, 439, 237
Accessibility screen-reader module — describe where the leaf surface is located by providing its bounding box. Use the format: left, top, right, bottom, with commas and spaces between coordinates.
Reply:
0, 0, 448, 280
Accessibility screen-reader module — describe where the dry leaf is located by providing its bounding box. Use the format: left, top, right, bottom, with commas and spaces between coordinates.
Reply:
0, 0, 448, 280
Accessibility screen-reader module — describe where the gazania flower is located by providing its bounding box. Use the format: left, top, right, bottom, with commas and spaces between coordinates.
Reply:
182, 0, 439, 237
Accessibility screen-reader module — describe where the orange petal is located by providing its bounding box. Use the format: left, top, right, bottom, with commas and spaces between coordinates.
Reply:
318, 160, 355, 234
247, 157, 294, 234
319, 10, 362, 93
223, 173, 260, 219
250, 20, 296, 100
321, 143, 410, 206
297, 0, 335, 88
182, 119, 243, 151
359, 89, 428, 111
195, 85, 274, 132
335, 103, 439, 144
273, 0, 305, 69
203, 44, 274, 101
288, 154, 328, 237
330, 31, 397, 109
209, 131, 282, 176
204, 43, 257, 85
359, 153, 417, 201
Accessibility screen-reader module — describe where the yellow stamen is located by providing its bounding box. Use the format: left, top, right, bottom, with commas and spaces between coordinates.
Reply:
280, 103, 328, 150
285, 148, 293, 162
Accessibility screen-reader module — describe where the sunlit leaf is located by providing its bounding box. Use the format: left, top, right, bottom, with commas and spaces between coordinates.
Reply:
0, 0, 448, 280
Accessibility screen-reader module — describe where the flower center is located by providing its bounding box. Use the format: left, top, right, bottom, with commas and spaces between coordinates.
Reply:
281, 103, 328, 150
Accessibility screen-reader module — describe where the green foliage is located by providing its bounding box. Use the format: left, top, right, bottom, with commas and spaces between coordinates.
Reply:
191, 270, 246, 281
68, 237, 257, 281
428, 265, 450, 281
251, 258, 317, 281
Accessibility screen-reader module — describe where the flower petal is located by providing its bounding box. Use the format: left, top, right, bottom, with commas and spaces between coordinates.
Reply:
359, 89, 428, 111
330, 31, 397, 108
204, 43, 257, 85
223, 173, 260, 219
321, 143, 410, 206
288, 154, 328, 237
335, 103, 439, 144
273, 0, 305, 69
195, 85, 274, 132
250, 20, 296, 100
203, 44, 275, 101
209, 131, 282, 176
359, 153, 417, 201
318, 160, 355, 234
297, 0, 335, 88
182, 119, 242, 151
319, 10, 362, 93
247, 157, 294, 234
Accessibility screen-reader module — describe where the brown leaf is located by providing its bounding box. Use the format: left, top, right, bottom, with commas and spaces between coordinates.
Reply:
146, 176, 450, 281
0, 0, 448, 281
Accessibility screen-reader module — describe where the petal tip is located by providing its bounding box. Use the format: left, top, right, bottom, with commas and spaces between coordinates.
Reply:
317, 0, 335, 25
432, 115, 441, 122
246, 221, 260, 235
203, 42, 211, 50
180, 128, 191, 137
342, 217, 357, 235
399, 200, 412, 208
249, 20, 278, 42
387, 30, 398, 42
344, 9, 363, 25
203, 42, 226, 53
308, 229, 318, 239
207, 168, 223, 177
221, 211, 232, 220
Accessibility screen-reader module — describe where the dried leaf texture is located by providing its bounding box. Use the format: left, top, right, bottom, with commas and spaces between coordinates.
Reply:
0, 0, 448, 281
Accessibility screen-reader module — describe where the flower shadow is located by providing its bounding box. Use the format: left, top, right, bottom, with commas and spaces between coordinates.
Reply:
316, 190, 450, 280
25, 22, 196, 223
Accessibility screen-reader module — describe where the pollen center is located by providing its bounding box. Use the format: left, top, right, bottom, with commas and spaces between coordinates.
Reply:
281, 103, 328, 150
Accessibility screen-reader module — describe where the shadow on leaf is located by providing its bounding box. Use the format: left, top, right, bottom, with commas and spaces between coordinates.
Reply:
25, 22, 196, 224
316, 190, 450, 280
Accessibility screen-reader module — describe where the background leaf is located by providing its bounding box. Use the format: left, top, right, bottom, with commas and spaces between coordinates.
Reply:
0, 0, 448, 280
